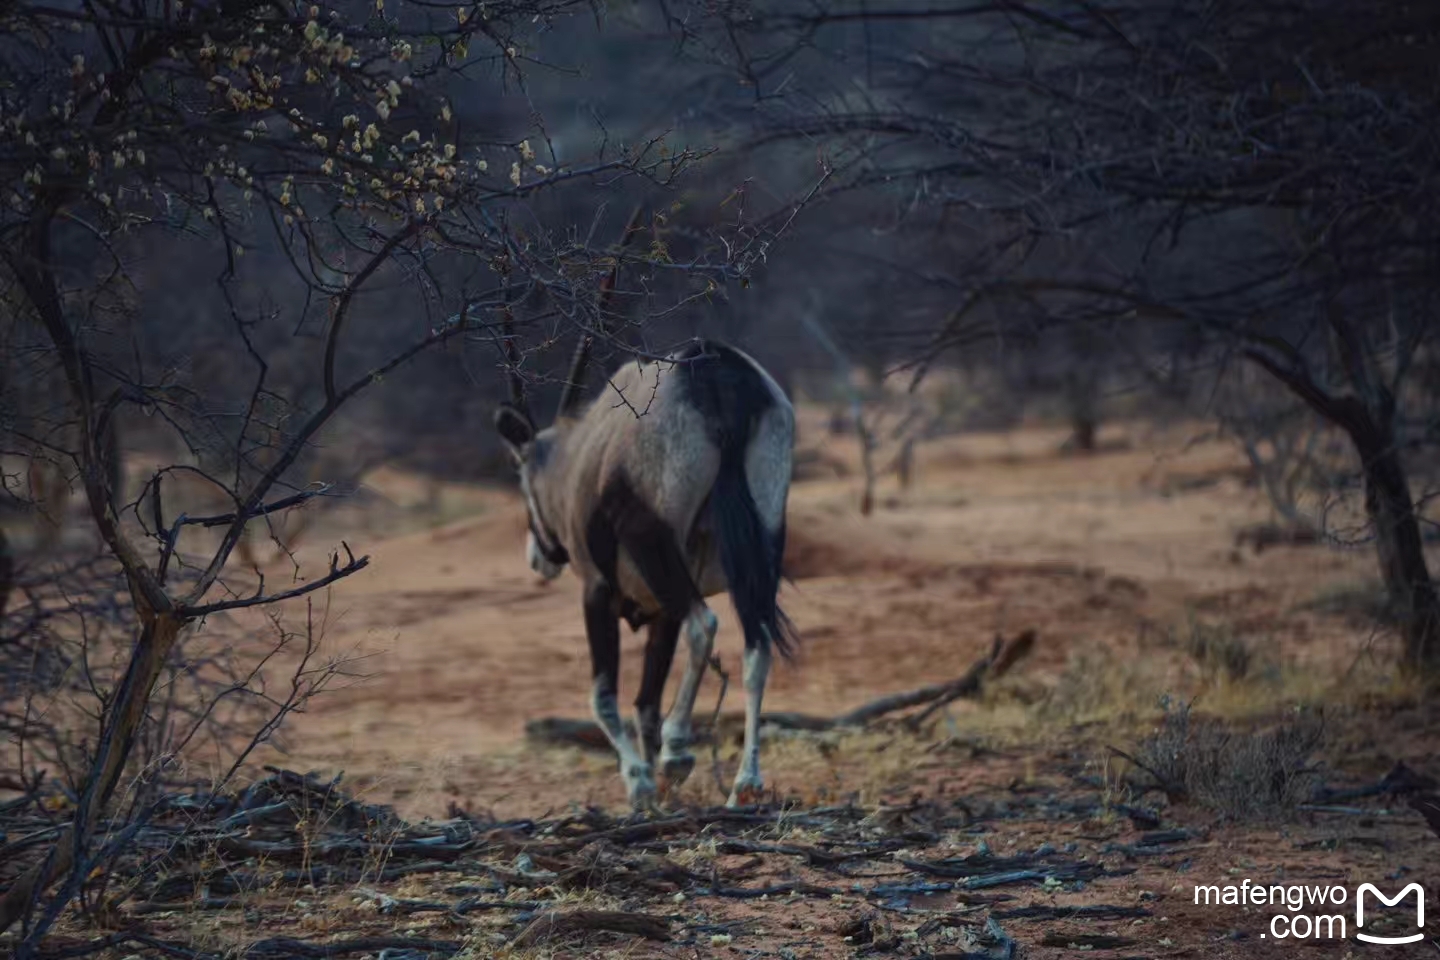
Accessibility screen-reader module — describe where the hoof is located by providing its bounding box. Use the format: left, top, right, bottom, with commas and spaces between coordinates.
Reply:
623, 763, 658, 811
727, 777, 765, 808
659, 751, 696, 790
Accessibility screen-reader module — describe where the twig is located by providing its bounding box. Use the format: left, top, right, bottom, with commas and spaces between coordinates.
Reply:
555, 815, 697, 850
716, 837, 907, 867
993, 904, 1151, 920
179, 547, 369, 617
987, 916, 1018, 960
903, 630, 1036, 729
509, 910, 671, 948
526, 632, 1037, 756
243, 936, 462, 959
1297, 804, 1397, 816
694, 881, 843, 899
181, 486, 333, 529
840, 629, 1035, 727
1106, 745, 1188, 801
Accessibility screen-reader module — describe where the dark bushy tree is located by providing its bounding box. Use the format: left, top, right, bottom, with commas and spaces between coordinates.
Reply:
675, 0, 1440, 670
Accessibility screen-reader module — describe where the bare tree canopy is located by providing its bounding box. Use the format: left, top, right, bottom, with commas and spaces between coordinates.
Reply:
661, 0, 1440, 669
0, 0, 813, 944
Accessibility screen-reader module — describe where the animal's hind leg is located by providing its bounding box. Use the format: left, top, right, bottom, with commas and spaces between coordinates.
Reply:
635, 616, 681, 770
660, 603, 717, 788
728, 638, 772, 808
583, 580, 656, 811
592, 475, 710, 791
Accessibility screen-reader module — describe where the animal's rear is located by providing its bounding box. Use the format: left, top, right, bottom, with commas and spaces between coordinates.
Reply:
675, 341, 798, 657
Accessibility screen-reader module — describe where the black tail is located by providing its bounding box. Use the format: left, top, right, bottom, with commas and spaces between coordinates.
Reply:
677, 340, 798, 659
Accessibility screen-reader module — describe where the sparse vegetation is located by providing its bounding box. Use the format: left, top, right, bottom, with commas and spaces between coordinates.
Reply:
1129, 698, 1326, 821
5, 420, 1436, 958
1038, 649, 1168, 727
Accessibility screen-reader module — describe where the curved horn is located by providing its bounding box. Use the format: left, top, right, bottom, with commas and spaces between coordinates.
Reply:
555, 205, 646, 421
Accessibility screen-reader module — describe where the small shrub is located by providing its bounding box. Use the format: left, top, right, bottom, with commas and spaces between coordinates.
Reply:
1130, 696, 1324, 820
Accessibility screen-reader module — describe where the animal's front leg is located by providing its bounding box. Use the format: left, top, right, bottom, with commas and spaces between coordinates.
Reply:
728, 641, 771, 808
660, 604, 717, 788
583, 581, 656, 811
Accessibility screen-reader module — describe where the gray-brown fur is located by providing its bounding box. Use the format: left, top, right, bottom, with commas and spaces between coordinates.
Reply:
494, 339, 796, 809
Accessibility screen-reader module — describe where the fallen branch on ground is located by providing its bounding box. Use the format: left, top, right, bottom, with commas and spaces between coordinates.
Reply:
525, 630, 1037, 751
992, 904, 1151, 921
509, 909, 672, 947
244, 935, 464, 958
888, 629, 1035, 730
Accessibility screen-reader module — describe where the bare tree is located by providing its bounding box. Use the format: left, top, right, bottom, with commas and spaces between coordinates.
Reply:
674, 0, 1440, 670
0, 0, 769, 943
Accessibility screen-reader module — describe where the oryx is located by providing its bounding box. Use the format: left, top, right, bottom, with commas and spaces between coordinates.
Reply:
493, 333, 797, 810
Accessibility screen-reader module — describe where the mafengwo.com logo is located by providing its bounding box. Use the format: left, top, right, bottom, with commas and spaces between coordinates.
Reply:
1193, 879, 1426, 944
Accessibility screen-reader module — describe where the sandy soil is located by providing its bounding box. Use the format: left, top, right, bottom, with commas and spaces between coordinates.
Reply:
56, 415, 1440, 957
219, 419, 1410, 810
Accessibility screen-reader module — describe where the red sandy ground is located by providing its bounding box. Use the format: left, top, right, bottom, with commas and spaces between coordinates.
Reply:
88, 417, 1440, 955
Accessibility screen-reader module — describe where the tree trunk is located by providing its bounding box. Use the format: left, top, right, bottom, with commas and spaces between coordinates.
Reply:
1064, 369, 1099, 454
1070, 412, 1097, 453
99, 414, 124, 512
895, 437, 915, 489
0, 526, 12, 619
1351, 430, 1440, 670
0, 613, 186, 936
1243, 341, 1440, 673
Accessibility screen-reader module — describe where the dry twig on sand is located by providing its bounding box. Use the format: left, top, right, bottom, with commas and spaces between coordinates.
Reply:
510, 909, 672, 948
524, 629, 1037, 752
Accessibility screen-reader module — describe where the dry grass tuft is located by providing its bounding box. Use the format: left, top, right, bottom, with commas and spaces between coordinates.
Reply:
1036, 648, 1174, 727
1182, 616, 1254, 684
1129, 696, 1325, 820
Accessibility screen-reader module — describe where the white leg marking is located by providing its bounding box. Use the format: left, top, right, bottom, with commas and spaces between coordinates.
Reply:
591, 678, 656, 810
659, 605, 717, 787
728, 642, 772, 807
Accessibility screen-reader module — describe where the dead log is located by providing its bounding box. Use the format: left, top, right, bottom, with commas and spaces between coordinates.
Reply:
838, 629, 1035, 728
901, 629, 1036, 730
525, 630, 1036, 750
